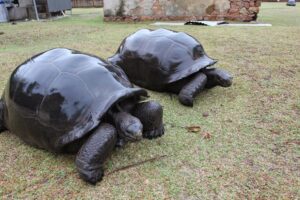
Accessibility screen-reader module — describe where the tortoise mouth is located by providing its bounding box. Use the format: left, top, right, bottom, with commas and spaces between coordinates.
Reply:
216, 73, 233, 87
124, 131, 143, 141
221, 78, 233, 87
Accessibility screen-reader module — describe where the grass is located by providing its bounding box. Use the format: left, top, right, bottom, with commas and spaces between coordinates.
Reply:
0, 3, 299, 199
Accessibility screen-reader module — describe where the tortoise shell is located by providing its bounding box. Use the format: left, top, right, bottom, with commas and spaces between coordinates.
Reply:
108, 28, 217, 91
1, 48, 147, 152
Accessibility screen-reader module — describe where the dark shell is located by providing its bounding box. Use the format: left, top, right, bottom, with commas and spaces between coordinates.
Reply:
1, 48, 147, 152
108, 28, 217, 91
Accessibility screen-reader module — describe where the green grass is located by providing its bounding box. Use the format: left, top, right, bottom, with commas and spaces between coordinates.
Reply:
0, 3, 299, 199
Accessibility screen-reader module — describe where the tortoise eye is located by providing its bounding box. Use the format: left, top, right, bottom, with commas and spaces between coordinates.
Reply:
193, 45, 205, 59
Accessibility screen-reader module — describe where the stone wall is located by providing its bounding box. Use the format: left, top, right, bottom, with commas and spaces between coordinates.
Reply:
104, 0, 261, 22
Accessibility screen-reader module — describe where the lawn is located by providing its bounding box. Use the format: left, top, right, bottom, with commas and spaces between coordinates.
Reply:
0, 3, 299, 199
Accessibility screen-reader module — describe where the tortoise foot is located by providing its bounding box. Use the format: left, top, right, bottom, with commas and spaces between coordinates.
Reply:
76, 162, 104, 185
132, 101, 164, 140
143, 124, 164, 139
178, 94, 194, 107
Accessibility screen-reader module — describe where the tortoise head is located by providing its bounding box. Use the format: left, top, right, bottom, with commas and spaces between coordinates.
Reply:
113, 111, 143, 141
213, 69, 233, 87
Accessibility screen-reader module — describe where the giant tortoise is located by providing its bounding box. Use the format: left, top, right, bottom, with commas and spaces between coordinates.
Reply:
108, 28, 233, 106
0, 48, 164, 184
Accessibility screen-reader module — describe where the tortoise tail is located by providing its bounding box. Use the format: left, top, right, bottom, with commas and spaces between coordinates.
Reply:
0, 100, 6, 133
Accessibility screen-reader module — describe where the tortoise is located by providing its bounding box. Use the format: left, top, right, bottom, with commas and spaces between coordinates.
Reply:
108, 28, 233, 107
0, 48, 164, 184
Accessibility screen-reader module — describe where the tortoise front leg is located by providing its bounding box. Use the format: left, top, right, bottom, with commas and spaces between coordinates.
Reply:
0, 100, 6, 133
178, 72, 207, 107
203, 68, 233, 89
75, 123, 117, 184
132, 101, 164, 139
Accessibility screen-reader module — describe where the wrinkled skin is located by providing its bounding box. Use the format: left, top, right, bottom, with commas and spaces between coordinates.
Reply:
108, 28, 233, 107
0, 48, 164, 184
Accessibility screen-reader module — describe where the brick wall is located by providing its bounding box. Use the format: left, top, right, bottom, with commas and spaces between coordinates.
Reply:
104, 0, 261, 22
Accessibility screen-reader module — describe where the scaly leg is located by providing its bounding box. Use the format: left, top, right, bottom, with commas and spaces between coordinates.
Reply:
132, 101, 164, 139
178, 72, 207, 107
75, 123, 117, 184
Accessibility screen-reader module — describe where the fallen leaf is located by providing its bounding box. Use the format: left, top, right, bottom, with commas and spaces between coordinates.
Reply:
186, 125, 201, 133
226, 119, 233, 123
202, 112, 209, 117
284, 140, 300, 145
202, 132, 211, 139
